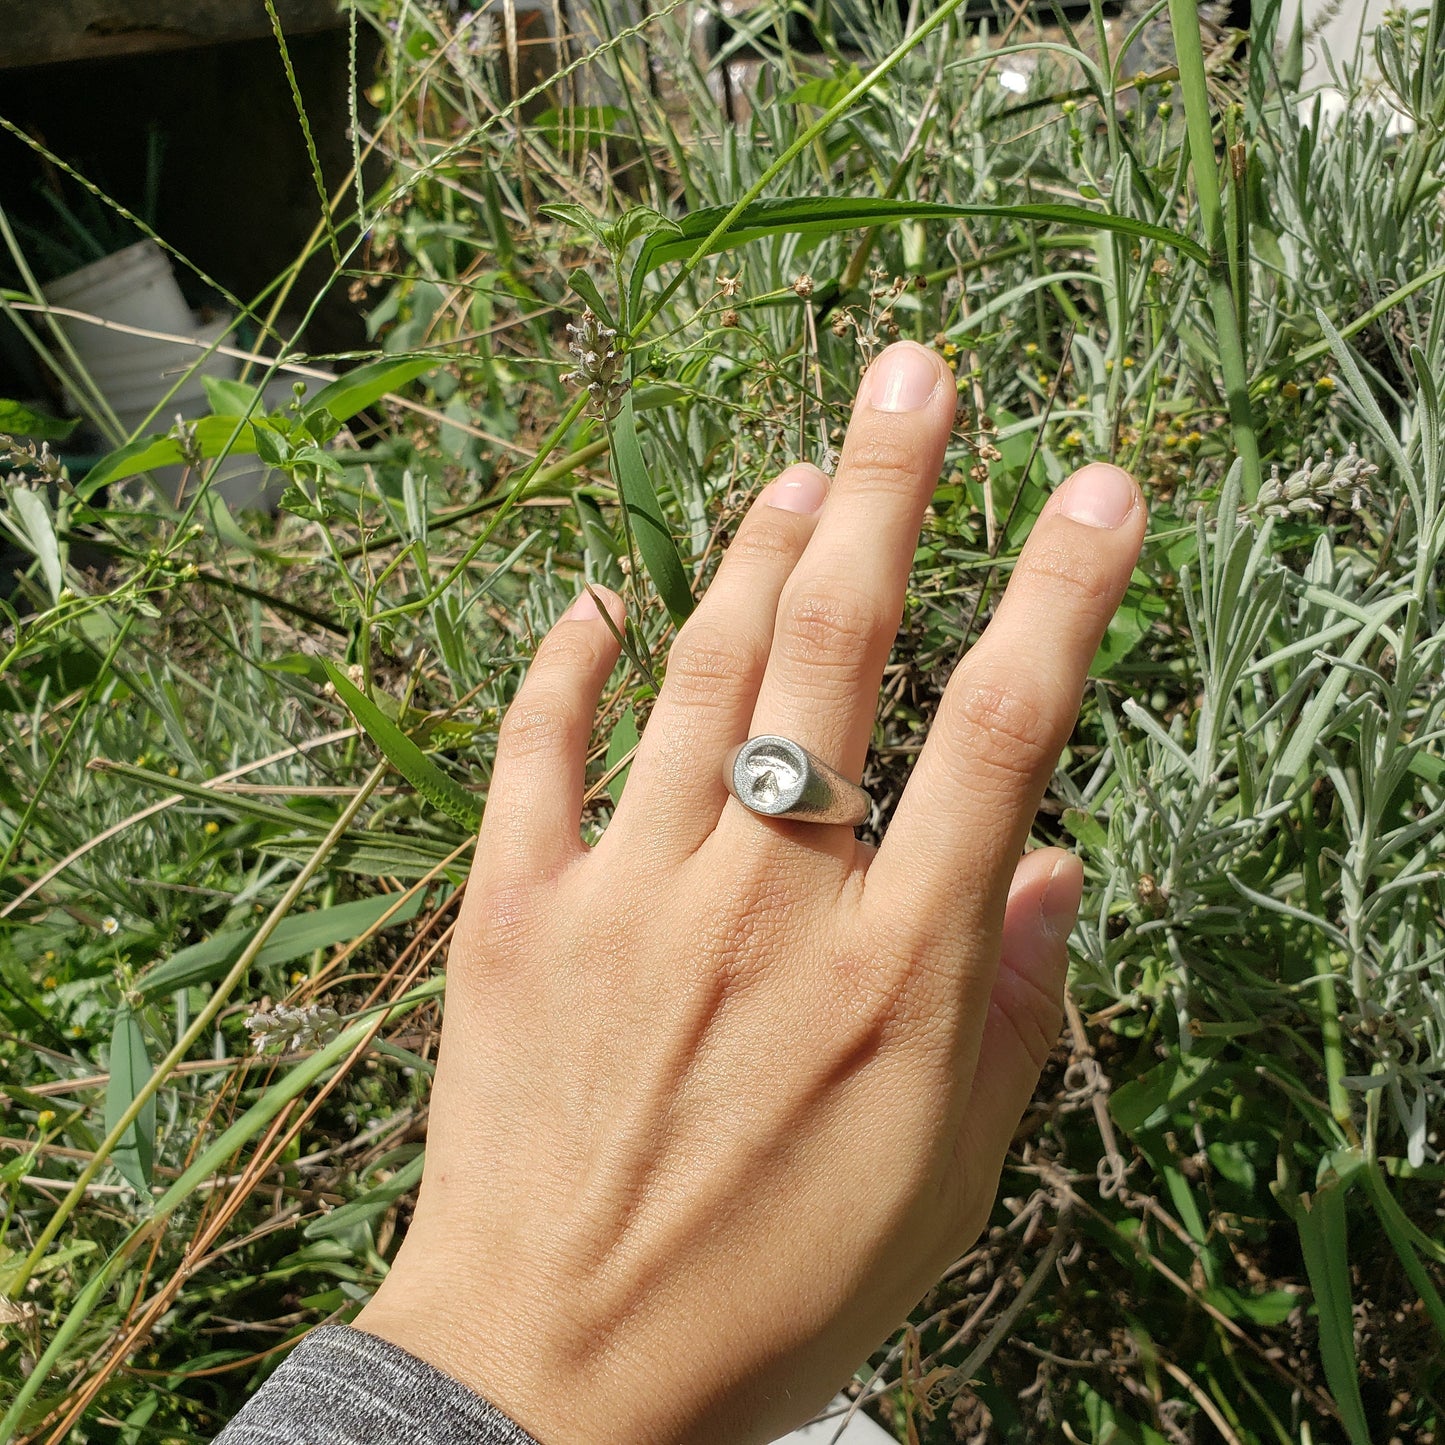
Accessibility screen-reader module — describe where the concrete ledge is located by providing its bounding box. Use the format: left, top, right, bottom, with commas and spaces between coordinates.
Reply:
0, 0, 345, 71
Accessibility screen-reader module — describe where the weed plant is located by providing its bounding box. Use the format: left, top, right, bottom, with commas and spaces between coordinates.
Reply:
1, 0, 1443, 1439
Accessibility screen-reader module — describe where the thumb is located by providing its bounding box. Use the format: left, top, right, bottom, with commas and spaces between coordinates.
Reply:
957, 848, 1082, 1173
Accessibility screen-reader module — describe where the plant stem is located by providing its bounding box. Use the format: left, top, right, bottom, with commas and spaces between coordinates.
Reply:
1168, 0, 1262, 500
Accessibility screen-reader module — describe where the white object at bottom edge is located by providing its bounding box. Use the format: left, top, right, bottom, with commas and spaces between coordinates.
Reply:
772, 1395, 893, 1443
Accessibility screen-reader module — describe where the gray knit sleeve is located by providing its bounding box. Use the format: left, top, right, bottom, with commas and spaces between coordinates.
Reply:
213, 1324, 543, 1445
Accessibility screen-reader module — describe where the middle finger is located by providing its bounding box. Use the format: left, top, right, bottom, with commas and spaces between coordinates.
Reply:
743, 341, 956, 787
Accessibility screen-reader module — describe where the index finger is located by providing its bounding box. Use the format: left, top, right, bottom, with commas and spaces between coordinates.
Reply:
868, 462, 1144, 935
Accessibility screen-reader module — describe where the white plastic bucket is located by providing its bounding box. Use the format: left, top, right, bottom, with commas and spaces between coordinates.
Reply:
41, 239, 195, 354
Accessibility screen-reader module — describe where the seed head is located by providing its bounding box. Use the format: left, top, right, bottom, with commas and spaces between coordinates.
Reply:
560, 309, 626, 419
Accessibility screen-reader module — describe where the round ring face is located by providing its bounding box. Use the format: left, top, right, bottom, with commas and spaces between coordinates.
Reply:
731, 737, 809, 816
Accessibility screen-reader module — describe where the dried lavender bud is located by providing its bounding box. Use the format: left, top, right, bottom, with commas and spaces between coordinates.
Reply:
245, 1002, 342, 1054
559, 308, 626, 419
1256, 446, 1378, 519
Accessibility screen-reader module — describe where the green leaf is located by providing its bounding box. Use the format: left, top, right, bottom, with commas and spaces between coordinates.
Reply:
80, 417, 259, 496
1286, 1173, 1372, 1445
6, 485, 65, 604
568, 269, 616, 328
786, 68, 864, 108
0, 398, 77, 441
611, 394, 693, 628
104, 1006, 155, 1196
322, 663, 482, 831
608, 204, 683, 254
304, 1150, 426, 1239
1200, 1285, 1299, 1326
202, 376, 265, 417
252, 421, 290, 467
606, 704, 640, 807
1090, 583, 1168, 676
136, 891, 426, 1000
304, 356, 436, 425
629, 197, 1208, 318
539, 201, 612, 249
1061, 808, 1107, 852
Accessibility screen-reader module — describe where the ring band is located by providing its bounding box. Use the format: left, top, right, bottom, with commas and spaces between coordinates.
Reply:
723, 735, 872, 827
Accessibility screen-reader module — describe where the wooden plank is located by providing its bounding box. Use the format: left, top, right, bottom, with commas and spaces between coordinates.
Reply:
0, 0, 346, 71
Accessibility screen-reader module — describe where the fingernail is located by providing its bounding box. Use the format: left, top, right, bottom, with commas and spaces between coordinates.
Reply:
762, 464, 828, 514
1055, 464, 1137, 529
1040, 857, 1083, 942
861, 342, 941, 413
567, 588, 602, 621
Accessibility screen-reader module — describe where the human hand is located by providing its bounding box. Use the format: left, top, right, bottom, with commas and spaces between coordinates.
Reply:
355, 341, 1145, 1444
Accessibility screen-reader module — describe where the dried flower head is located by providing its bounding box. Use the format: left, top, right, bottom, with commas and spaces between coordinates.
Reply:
560, 309, 626, 419
792, 274, 815, 299
1257, 446, 1378, 519
245, 1001, 342, 1054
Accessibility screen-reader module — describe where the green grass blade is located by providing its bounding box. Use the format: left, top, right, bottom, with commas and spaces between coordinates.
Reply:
611, 393, 694, 628
103, 1006, 155, 1195
1291, 1176, 1373, 1445
1360, 1162, 1445, 1337
322, 663, 481, 831
136, 891, 426, 1000
630, 197, 1206, 318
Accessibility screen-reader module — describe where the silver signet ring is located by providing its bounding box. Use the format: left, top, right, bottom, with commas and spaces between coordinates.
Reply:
723, 735, 872, 827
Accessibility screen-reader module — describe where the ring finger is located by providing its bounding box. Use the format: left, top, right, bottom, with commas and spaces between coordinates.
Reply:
609, 463, 830, 855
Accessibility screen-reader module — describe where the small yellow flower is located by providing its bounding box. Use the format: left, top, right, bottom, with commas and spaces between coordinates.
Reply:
44, 949, 56, 963
941, 342, 959, 358
1065, 431, 1084, 447
1104, 359, 1115, 372
37, 1109, 55, 1129
168, 766, 180, 778
1281, 381, 1300, 400
1122, 356, 1136, 370
1023, 342, 1039, 356
135, 755, 147, 768
204, 821, 220, 836
1316, 375, 1337, 391
43, 975, 58, 990
69, 1024, 84, 1037
290, 971, 306, 986
1163, 434, 1179, 449
1185, 430, 1204, 445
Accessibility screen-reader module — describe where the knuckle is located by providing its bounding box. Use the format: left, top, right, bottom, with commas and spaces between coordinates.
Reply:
842, 432, 934, 500
1013, 536, 1116, 611
497, 687, 580, 759
778, 579, 889, 671
664, 624, 754, 709
538, 627, 609, 675
942, 676, 1062, 785
723, 513, 804, 570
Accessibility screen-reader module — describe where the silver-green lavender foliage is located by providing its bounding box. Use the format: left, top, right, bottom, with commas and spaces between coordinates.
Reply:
1067, 348, 1445, 1166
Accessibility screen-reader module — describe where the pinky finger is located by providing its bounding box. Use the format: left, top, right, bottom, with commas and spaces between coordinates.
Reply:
480, 585, 626, 875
